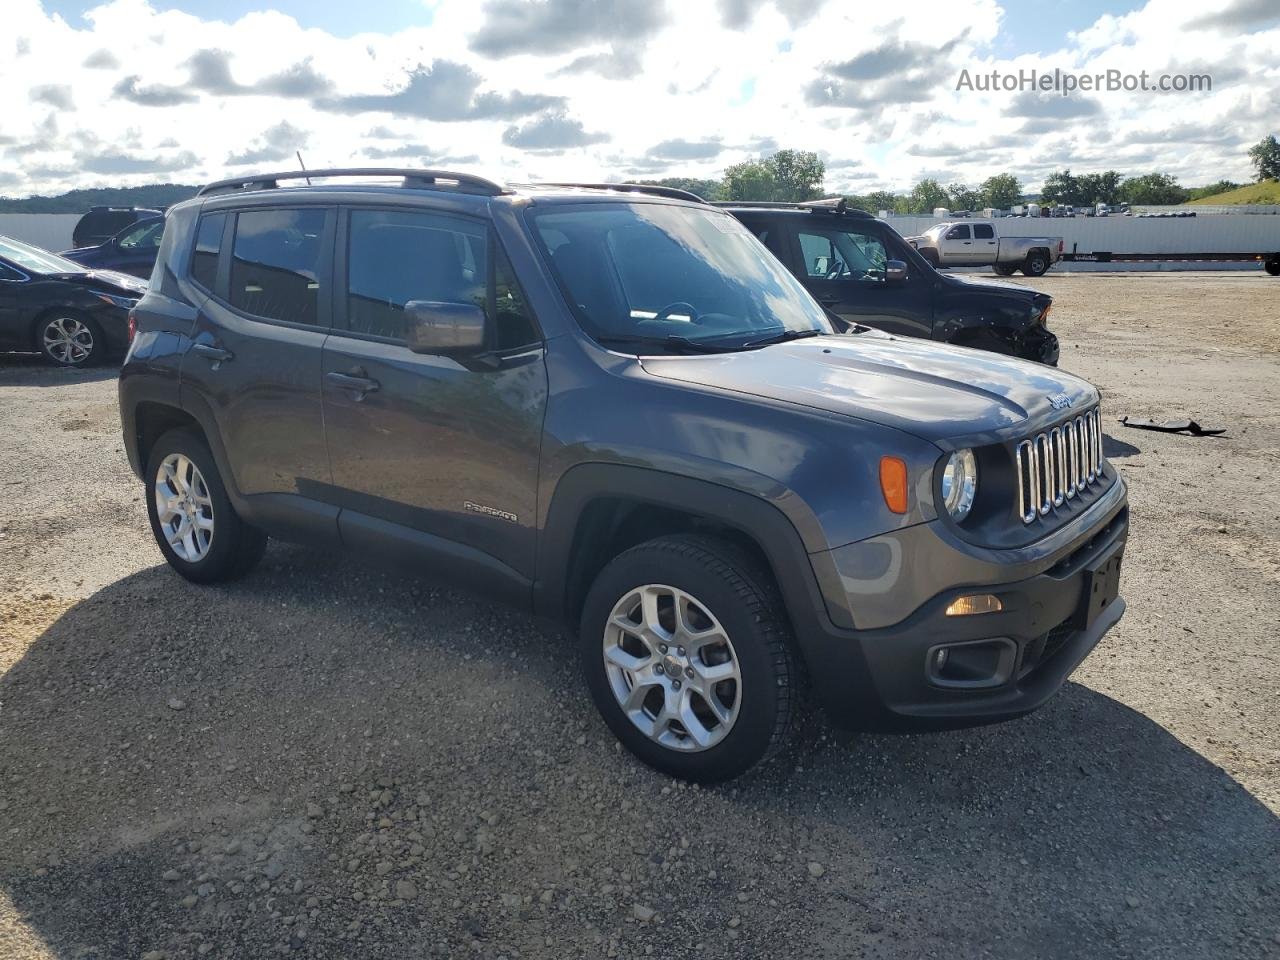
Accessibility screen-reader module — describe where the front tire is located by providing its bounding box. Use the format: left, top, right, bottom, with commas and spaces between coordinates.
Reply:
1265, 259, 1280, 277
579, 535, 800, 782
1021, 250, 1051, 277
992, 263, 1018, 276
145, 429, 267, 583
37, 311, 105, 367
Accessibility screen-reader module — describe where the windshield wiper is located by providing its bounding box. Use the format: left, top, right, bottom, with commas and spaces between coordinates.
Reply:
594, 334, 744, 355
740, 329, 824, 349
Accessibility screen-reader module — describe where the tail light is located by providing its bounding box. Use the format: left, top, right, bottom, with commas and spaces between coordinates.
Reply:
127, 309, 138, 343
1058, 240, 1064, 254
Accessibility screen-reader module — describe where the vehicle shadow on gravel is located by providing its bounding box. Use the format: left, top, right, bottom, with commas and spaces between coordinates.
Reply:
2, 547, 1276, 960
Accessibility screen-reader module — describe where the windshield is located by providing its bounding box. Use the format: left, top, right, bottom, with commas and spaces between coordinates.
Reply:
528, 202, 832, 351
0, 236, 84, 275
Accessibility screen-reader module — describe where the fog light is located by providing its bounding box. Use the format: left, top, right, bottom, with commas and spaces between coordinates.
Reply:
945, 594, 1003, 616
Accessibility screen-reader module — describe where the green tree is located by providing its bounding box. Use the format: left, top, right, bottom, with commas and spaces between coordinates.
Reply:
1247, 135, 1280, 181
862, 189, 901, 213
1075, 170, 1124, 205
945, 183, 983, 212
979, 174, 1022, 210
1119, 173, 1189, 205
1041, 169, 1081, 206
898, 178, 949, 214
768, 150, 825, 202
723, 149, 824, 202
635, 177, 725, 201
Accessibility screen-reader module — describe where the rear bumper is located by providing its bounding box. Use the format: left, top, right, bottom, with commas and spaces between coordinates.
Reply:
799, 496, 1128, 732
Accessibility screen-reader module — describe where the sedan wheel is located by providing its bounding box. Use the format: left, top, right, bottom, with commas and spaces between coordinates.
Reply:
41, 315, 96, 365
602, 583, 742, 752
154, 453, 215, 562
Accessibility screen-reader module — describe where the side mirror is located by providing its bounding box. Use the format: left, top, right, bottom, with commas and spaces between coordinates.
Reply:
884, 260, 908, 283
405, 300, 486, 356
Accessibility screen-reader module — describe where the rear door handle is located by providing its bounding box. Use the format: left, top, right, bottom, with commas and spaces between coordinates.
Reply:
325, 370, 380, 399
192, 343, 233, 366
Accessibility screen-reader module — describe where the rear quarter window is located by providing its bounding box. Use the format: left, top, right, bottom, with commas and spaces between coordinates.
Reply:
191, 213, 225, 292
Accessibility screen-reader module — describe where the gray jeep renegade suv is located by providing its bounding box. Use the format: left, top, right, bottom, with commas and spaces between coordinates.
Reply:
120, 169, 1128, 782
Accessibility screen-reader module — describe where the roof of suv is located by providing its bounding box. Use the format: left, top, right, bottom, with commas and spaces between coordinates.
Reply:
189, 168, 711, 210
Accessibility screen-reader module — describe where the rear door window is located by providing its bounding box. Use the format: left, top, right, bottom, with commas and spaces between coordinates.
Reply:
973, 224, 995, 239
229, 208, 328, 326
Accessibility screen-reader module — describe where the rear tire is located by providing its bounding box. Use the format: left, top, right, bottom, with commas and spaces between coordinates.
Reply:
36, 310, 105, 367
145, 428, 267, 583
1021, 250, 1051, 277
579, 535, 800, 783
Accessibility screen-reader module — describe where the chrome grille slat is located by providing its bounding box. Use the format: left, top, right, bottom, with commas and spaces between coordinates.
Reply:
1015, 406, 1105, 525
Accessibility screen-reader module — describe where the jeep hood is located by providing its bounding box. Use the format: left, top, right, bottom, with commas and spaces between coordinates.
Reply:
640, 333, 1096, 444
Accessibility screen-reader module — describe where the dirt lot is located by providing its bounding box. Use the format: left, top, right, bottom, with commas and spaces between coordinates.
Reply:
1, 272, 1278, 960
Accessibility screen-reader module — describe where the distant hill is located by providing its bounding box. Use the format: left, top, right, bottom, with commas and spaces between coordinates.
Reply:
1187, 180, 1280, 205
0, 183, 200, 213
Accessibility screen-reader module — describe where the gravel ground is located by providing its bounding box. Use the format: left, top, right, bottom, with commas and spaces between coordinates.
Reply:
1, 271, 1278, 960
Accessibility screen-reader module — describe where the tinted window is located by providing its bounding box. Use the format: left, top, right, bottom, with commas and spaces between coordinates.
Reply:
347, 210, 486, 341
973, 223, 995, 239
946, 225, 971, 240
119, 220, 164, 250
346, 210, 540, 349
191, 213, 225, 292
0, 261, 26, 281
230, 208, 326, 325
797, 228, 888, 282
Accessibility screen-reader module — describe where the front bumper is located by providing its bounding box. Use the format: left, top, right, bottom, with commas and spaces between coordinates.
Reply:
798, 493, 1128, 732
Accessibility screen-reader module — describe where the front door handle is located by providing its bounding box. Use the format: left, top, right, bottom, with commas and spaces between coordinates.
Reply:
325, 370, 381, 399
192, 342, 233, 366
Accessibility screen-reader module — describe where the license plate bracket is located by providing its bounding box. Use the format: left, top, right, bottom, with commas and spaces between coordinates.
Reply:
1075, 547, 1123, 631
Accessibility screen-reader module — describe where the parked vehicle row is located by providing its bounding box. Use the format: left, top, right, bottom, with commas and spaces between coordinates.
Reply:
118, 169, 1127, 781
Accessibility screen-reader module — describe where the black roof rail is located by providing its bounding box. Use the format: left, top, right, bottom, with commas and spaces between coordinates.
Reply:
196, 168, 508, 198
524, 182, 708, 204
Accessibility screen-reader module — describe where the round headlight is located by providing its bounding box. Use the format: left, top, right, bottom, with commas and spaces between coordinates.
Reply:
941, 449, 978, 522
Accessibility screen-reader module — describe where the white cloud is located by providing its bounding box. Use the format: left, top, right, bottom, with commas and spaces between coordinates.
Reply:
0, 0, 1275, 196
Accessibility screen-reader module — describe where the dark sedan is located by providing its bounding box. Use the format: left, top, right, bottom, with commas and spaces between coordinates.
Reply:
61, 215, 164, 279
0, 235, 146, 366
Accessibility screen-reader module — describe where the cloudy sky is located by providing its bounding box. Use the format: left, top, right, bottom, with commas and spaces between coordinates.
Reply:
2, 0, 1277, 196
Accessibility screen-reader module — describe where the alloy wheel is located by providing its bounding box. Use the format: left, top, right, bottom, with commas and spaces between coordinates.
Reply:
602, 584, 742, 752
154, 453, 215, 562
42, 316, 94, 365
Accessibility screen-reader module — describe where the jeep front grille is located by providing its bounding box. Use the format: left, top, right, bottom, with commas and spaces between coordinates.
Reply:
1014, 407, 1104, 524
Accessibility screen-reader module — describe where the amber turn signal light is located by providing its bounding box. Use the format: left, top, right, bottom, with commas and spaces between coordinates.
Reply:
879, 456, 908, 514
945, 594, 1004, 616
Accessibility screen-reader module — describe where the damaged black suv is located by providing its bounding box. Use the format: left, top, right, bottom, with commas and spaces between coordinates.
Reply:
724, 200, 1059, 364
120, 170, 1125, 781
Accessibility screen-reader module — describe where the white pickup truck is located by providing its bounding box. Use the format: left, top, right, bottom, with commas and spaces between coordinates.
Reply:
907, 220, 1064, 276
